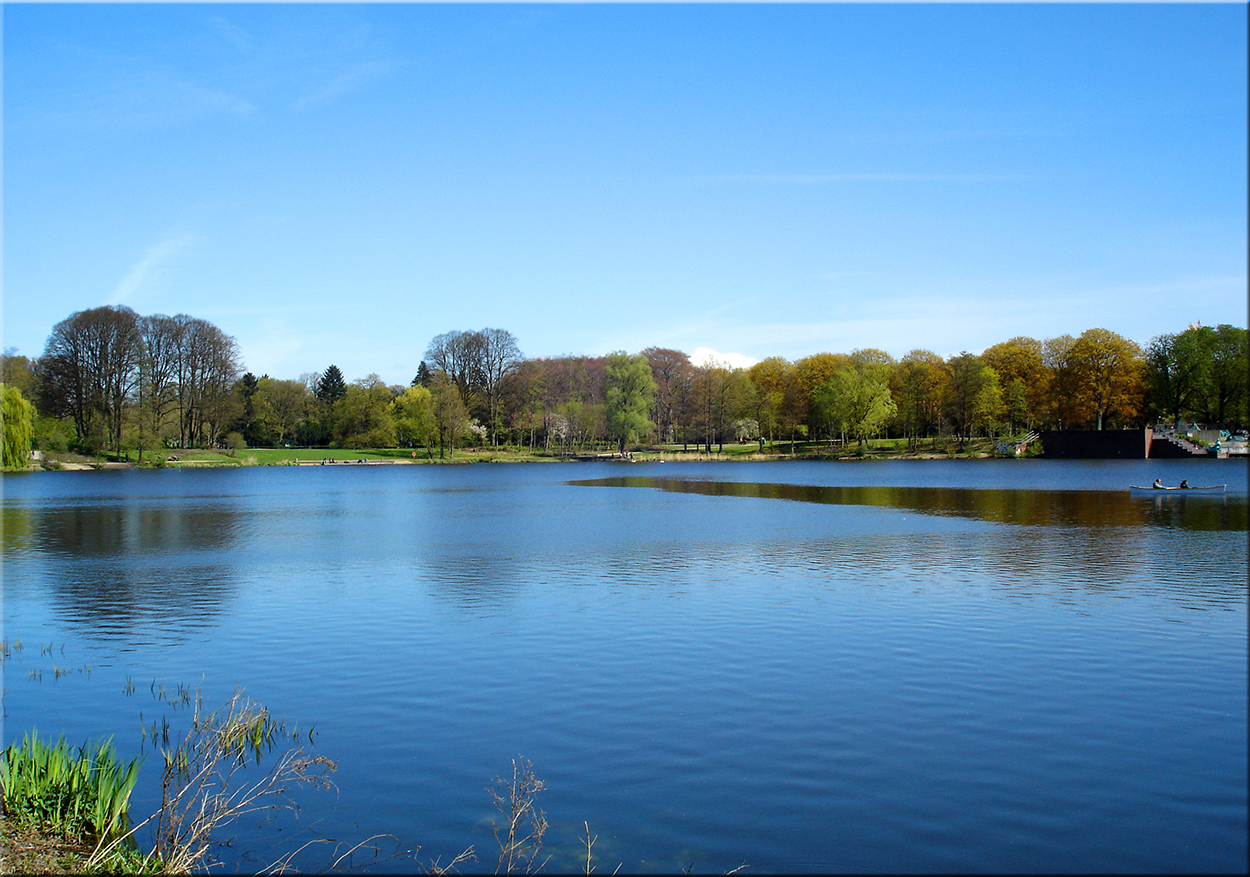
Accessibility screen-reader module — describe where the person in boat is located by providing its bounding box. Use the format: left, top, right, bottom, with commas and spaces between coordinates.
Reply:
1179, 479, 1190, 489
1152, 478, 1164, 489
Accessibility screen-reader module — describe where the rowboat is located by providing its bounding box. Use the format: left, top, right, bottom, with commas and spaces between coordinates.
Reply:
1128, 484, 1226, 495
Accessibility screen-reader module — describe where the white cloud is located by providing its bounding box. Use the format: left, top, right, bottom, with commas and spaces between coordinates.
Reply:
691, 347, 759, 370
111, 233, 198, 305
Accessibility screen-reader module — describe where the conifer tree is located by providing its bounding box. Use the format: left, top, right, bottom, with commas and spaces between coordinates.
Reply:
315, 364, 347, 403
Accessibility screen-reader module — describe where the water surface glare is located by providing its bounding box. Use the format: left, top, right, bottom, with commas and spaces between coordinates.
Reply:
2, 459, 1246, 873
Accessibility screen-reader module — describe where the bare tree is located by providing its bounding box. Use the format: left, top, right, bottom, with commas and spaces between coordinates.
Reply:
642, 347, 692, 444
477, 328, 522, 445
137, 314, 185, 455
173, 315, 240, 447
39, 305, 142, 453
425, 330, 485, 408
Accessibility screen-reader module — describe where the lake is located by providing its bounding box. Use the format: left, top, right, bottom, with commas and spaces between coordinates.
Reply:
2, 458, 1246, 873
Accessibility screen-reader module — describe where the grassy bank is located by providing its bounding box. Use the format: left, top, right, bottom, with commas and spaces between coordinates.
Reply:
24, 436, 1033, 471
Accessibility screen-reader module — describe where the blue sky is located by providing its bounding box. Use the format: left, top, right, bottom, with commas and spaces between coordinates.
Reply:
4, 2, 1246, 386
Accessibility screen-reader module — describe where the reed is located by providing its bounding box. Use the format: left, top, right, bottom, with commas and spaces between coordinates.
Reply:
0, 730, 142, 847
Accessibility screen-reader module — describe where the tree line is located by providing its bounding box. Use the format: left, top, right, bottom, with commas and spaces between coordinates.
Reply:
2, 304, 1247, 462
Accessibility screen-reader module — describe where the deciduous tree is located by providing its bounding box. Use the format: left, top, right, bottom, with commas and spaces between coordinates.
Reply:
2, 384, 35, 469
982, 336, 1048, 432
477, 328, 522, 446
39, 304, 142, 453
891, 350, 947, 450
944, 352, 996, 447
1199, 324, 1248, 428
1067, 328, 1144, 430
642, 347, 693, 444
813, 367, 897, 449
254, 378, 309, 445
604, 351, 657, 454
746, 357, 794, 449
429, 370, 470, 458
391, 384, 439, 452
337, 376, 397, 448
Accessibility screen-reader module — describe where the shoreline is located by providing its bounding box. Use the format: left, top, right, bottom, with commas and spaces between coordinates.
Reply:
16, 449, 1003, 471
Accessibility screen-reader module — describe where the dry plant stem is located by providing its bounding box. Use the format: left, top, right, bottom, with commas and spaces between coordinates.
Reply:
88, 687, 337, 874
265, 833, 400, 874
490, 757, 550, 875
420, 845, 477, 875
580, 821, 621, 876
266, 834, 476, 874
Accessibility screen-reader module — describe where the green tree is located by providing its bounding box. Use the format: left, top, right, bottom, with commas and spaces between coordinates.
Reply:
1145, 329, 1209, 427
747, 356, 794, 449
0, 349, 39, 398
315, 365, 347, 404
813, 367, 897, 450
413, 361, 432, 387
230, 372, 263, 446
253, 378, 310, 446
982, 337, 1048, 431
336, 376, 397, 448
603, 351, 657, 454
1199, 324, 1248, 428
792, 352, 852, 441
944, 352, 997, 447
391, 384, 439, 451
891, 350, 947, 451
971, 371, 1005, 437
2, 384, 35, 469
429, 370, 470, 458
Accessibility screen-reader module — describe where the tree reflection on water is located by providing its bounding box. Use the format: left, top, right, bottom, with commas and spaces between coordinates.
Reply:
570, 477, 1247, 532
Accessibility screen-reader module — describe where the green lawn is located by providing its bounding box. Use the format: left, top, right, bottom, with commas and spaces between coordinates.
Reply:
128, 436, 1017, 468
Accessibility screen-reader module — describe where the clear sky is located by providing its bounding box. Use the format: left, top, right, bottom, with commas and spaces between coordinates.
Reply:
3, 2, 1246, 386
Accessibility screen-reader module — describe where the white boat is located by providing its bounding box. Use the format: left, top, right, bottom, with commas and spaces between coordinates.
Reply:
1129, 484, 1226, 495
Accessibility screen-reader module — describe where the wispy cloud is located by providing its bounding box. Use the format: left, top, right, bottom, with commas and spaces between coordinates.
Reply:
111, 233, 198, 305
291, 60, 396, 112
705, 172, 1036, 184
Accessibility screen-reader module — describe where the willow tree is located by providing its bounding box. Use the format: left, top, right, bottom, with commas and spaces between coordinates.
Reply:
2, 384, 35, 469
604, 351, 657, 454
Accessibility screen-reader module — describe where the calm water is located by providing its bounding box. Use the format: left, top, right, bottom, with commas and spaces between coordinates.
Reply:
2, 459, 1247, 873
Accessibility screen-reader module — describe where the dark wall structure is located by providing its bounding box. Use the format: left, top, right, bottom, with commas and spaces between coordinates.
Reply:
1040, 429, 1155, 459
